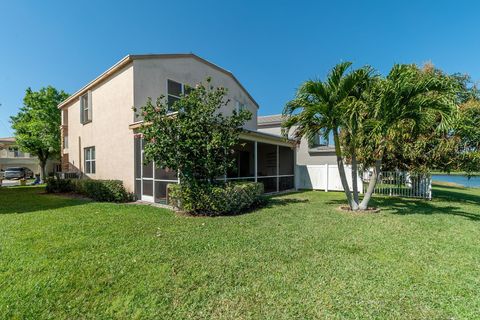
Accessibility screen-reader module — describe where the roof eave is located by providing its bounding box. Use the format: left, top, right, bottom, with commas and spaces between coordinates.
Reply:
57, 53, 260, 110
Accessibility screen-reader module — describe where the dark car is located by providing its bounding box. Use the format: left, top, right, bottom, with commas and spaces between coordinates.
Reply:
4, 167, 34, 180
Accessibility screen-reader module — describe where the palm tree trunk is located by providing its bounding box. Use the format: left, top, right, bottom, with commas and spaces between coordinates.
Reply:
333, 130, 358, 210
359, 159, 381, 210
351, 148, 359, 204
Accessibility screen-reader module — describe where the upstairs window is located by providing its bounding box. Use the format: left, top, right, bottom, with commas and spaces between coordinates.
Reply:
62, 109, 68, 126
235, 101, 248, 113
84, 146, 96, 174
309, 130, 334, 148
8, 147, 23, 158
167, 79, 184, 110
80, 92, 92, 124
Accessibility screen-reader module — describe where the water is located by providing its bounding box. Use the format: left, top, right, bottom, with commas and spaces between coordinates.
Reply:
432, 174, 480, 188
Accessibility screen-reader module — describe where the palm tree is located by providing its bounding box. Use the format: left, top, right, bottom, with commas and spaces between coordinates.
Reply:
283, 63, 456, 211
282, 62, 374, 210
357, 64, 456, 210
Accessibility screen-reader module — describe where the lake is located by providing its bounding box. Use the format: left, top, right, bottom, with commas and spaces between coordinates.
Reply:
432, 174, 480, 188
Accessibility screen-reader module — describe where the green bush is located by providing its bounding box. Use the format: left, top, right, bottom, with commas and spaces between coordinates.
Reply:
46, 178, 133, 203
45, 178, 74, 193
168, 181, 265, 216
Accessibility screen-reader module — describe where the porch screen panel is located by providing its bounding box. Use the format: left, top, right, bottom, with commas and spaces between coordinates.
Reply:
142, 154, 153, 178
227, 140, 255, 178
257, 143, 277, 177
258, 177, 278, 193
155, 167, 177, 180
279, 176, 294, 191
134, 179, 141, 199
155, 181, 169, 203
279, 146, 294, 175
142, 180, 153, 196
134, 137, 141, 179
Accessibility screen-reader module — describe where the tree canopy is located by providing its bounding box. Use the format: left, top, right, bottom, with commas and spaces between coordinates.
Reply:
10, 86, 69, 178
138, 78, 251, 186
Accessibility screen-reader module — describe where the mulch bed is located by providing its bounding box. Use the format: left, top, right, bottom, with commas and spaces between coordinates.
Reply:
338, 205, 380, 213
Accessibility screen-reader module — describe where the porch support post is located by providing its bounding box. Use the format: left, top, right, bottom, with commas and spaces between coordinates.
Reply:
254, 141, 258, 182
294, 147, 298, 190
276, 145, 279, 192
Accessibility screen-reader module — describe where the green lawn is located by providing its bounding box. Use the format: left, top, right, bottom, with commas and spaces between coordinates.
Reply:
1, 186, 479, 319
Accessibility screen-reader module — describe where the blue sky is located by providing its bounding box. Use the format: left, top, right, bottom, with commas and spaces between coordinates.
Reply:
1, 0, 479, 137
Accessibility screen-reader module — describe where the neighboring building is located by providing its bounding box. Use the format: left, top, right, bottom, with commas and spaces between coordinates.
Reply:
58, 54, 295, 204
0, 137, 58, 175
257, 115, 362, 192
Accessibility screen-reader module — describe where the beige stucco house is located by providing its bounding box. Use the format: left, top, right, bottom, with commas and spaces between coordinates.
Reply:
0, 137, 58, 175
59, 54, 295, 203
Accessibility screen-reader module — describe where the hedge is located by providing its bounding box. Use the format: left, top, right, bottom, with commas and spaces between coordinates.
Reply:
168, 181, 265, 216
46, 178, 133, 203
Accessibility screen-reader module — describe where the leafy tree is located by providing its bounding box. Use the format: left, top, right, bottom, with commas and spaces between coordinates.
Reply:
454, 99, 480, 175
283, 62, 374, 210
138, 78, 251, 187
10, 86, 69, 179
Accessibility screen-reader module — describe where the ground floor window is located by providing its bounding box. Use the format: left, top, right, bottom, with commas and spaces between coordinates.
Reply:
84, 147, 95, 174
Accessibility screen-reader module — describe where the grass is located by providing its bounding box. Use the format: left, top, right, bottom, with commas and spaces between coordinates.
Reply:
430, 170, 480, 176
1, 185, 479, 319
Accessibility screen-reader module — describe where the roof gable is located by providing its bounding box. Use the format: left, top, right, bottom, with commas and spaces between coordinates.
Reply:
58, 54, 259, 109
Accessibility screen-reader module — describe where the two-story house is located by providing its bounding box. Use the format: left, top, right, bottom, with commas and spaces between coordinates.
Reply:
58, 54, 296, 204
0, 137, 58, 175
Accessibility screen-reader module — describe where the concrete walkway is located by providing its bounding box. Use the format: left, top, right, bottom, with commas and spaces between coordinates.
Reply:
0, 180, 19, 187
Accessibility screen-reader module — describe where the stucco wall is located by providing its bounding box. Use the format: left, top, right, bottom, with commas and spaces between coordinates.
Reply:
257, 124, 337, 165
133, 58, 258, 130
63, 64, 135, 191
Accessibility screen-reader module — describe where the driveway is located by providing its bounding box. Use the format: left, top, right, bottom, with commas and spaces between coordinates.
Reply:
1, 180, 19, 187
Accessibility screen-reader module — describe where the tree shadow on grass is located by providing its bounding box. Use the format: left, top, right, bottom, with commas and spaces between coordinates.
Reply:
265, 197, 309, 208
326, 186, 480, 222
432, 185, 480, 205
264, 191, 310, 208
0, 186, 88, 215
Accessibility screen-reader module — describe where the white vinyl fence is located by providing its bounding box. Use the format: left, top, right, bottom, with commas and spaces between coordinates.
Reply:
297, 164, 363, 192
363, 171, 432, 200
297, 166, 432, 200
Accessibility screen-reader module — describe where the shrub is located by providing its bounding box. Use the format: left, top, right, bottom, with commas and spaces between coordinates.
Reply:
73, 180, 133, 202
46, 178, 133, 203
168, 181, 265, 216
45, 178, 74, 193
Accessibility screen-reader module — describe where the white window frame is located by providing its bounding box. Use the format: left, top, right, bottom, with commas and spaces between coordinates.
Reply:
310, 130, 333, 148
166, 79, 185, 111
80, 91, 92, 124
84, 146, 96, 174
235, 101, 248, 113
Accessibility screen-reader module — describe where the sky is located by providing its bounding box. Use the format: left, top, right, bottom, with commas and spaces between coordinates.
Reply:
0, 0, 479, 137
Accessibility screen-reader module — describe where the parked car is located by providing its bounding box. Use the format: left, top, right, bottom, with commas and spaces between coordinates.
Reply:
4, 167, 34, 180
